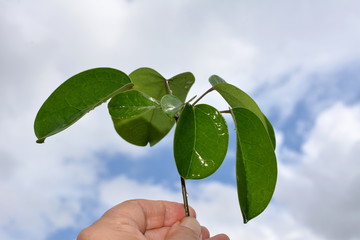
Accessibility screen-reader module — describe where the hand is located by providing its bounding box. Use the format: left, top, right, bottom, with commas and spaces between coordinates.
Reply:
77, 199, 230, 240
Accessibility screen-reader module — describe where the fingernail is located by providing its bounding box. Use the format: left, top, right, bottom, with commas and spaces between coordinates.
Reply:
180, 217, 201, 234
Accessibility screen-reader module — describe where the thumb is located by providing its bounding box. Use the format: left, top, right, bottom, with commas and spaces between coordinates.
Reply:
165, 217, 202, 240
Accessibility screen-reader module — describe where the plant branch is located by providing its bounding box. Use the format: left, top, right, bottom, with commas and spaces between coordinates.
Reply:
181, 176, 190, 217
192, 87, 214, 106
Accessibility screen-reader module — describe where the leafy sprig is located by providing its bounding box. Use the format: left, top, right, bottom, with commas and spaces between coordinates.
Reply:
34, 67, 277, 223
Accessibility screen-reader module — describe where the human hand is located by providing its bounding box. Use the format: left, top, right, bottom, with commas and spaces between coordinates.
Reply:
77, 199, 230, 240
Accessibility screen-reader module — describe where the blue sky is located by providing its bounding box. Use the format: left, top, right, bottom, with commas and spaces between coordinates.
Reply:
1, 1, 360, 239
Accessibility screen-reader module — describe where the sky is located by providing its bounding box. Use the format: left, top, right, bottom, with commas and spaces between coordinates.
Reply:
1, 0, 360, 239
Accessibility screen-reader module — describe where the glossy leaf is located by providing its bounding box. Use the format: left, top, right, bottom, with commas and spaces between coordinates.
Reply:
209, 75, 276, 149
231, 107, 277, 223
111, 68, 195, 146
108, 90, 159, 119
34, 68, 133, 143
174, 104, 229, 179
161, 94, 184, 118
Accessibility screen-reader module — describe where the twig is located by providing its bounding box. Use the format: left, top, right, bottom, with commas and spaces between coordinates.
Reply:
181, 176, 190, 217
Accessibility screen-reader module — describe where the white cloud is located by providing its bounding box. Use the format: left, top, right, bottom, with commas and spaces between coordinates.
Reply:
186, 180, 330, 240
98, 175, 180, 207
277, 102, 360, 240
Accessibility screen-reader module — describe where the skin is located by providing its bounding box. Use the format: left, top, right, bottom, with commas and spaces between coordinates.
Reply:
77, 199, 230, 240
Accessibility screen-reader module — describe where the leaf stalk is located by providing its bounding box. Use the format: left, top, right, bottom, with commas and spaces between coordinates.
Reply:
220, 110, 231, 114
192, 87, 214, 106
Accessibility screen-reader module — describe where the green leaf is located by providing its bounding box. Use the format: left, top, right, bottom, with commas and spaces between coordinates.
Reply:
111, 108, 173, 147
209, 75, 276, 149
231, 107, 277, 223
130, 68, 195, 102
34, 68, 133, 143
108, 90, 160, 119
174, 104, 229, 179
130, 67, 169, 99
161, 95, 184, 118
167, 71, 196, 101
110, 68, 195, 146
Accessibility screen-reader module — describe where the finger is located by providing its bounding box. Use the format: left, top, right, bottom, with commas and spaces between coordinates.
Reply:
165, 217, 202, 240
201, 226, 210, 239
144, 223, 213, 240
208, 233, 230, 240
102, 199, 196, 233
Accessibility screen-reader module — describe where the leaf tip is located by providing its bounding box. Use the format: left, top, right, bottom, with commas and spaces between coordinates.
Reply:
209, 75, 226, 87
36, 138, 45, 144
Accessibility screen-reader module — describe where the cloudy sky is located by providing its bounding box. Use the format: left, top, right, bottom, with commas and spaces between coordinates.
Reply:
1, 0, 360, 239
